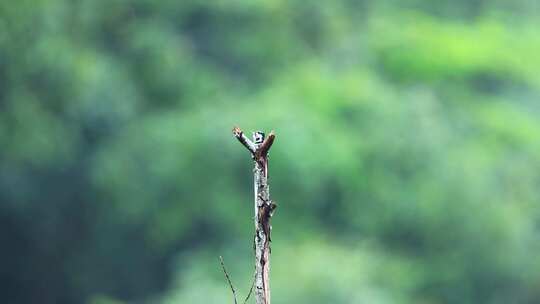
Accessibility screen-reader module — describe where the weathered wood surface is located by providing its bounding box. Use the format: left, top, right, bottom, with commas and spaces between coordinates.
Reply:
233, 127, 276, 304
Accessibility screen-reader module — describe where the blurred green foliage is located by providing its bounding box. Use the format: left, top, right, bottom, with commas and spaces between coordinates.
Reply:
1, 1, 540, 303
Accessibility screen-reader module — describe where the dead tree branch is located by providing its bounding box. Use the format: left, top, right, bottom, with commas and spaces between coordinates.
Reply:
232, 126, 276, 304
255, 130, 275, 159
219, 256, 238, 304
233, 126, 257, 154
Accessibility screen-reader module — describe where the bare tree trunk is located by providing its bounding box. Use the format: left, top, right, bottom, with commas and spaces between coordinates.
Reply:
233, 127, 276, 304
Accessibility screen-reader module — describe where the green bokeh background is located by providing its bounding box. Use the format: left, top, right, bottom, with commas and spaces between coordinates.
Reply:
1, 1, 540, 303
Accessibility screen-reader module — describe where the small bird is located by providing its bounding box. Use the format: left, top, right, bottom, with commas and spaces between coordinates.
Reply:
253, 131, 265, 146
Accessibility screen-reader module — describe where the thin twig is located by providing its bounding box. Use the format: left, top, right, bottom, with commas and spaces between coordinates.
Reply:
220, 256, 238, 304
242, 270, 256, 304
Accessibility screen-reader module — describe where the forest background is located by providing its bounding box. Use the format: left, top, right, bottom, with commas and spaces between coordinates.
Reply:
1, 1, 540, 303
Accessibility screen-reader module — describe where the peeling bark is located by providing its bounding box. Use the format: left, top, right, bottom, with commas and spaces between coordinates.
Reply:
233, 127, 276, 304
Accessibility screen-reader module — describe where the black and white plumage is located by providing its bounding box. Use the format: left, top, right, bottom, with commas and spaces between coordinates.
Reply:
253, 131, 265, 146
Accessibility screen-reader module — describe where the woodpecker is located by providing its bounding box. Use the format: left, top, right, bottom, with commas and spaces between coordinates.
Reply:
253, 131, 265, 146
